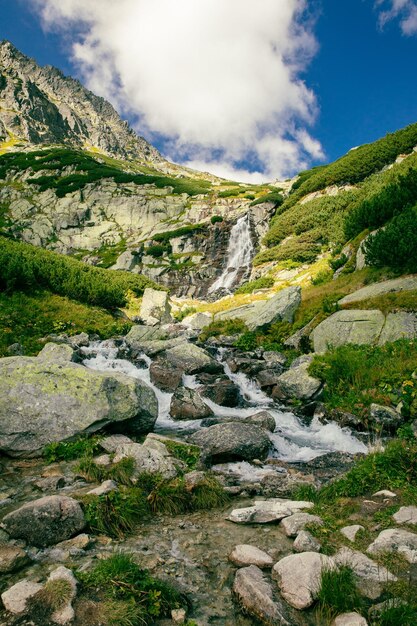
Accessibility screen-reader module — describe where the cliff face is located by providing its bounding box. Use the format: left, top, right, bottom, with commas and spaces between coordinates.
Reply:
0, 41, 161, 163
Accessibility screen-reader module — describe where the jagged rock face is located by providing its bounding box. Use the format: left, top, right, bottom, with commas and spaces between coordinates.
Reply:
0, 40, 160, 162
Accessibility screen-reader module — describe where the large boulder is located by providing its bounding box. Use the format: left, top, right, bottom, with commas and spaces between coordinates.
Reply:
139, 287, 172, 325
334, 547, 396, 600
112, 436, 179, 479
214, 286, 301, 331
150, 360, 183, 392
181, 311, 213, 330
338, 276, 417, 306
1, 495, 86, 547
311, 310, 385, 354
190, 422, 270, 463
164, 342, 222, 374
377, 312, 417, 345
0, 343, 158, 456
170, 387, 214, 420
272, 552, 335, 610
367, 528, 417, 563
198, 377, 241, 407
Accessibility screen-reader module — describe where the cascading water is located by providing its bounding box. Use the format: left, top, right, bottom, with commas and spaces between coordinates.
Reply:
81, 339, 367, 464
208, 213, 253, 294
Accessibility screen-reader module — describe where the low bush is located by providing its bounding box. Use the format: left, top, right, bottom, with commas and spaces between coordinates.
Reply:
235, 276, 274, 294
82, 488, 148, 538
210, 215, 223, 224
0, 236, 157, 308
146, 243, 170, 258
250, 190, 284, 207
44, 436, 103, 463
152, 224, 205, 242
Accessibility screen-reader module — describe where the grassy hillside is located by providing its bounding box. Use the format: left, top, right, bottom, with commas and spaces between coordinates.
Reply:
257, 123, 417, 270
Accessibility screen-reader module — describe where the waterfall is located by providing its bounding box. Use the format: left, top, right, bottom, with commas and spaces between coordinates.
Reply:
208, 214, 253, 294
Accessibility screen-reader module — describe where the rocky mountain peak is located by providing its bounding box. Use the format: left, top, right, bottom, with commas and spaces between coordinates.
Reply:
0, 40, 162, 163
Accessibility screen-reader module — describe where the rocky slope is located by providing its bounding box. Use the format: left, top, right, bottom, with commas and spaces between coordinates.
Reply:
0, 40, 161, 163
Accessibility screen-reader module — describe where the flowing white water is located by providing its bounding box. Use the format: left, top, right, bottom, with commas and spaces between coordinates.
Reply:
81, 340, 367, 462
208, 214, 253, 293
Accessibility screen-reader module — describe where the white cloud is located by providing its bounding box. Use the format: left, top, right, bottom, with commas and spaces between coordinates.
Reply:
31, 0, 324, 181
375, 0, 417, 35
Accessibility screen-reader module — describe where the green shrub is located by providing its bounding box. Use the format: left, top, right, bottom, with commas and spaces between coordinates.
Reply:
78, 554, 187, 625
329, 253, 348, 272
0, 236, 157, 308
311, 269, 333, 286
152, 224, 205, 242
254, 240, 321, 266
235, 276, 274, 294
163, 440, 200, 471
175, 306, 197, 322
210, 215, 223, 224
364, 206, 417, 272
250, 190, 283, 207
82, 488, 148, 538
234, 331, 258, 351
199, 318, 248, 342
146, 243, 169, 258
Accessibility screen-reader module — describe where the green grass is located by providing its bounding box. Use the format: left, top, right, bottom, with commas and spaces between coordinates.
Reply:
78, 553, 188, 625
152, 223, 206, 242
163, 440, 201, 471
82, 488, 148, 538
0, 289, 132, 357
235, 276, 274, 294
44, 435, 103, 463
198, 318, 248, 342
309, 340, 417, 420
316, 565, 364, 619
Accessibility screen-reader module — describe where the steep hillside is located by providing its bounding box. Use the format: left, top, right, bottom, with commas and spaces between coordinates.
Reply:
0, 40, 160, 163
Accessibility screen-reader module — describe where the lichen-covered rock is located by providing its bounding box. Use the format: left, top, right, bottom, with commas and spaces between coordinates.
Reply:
164, 342, 222, 374
244, 411, 276, 432
112, 436, 179, 479
293, 531, 321, 553
1, 496, 86, 547
370, 403, 402, 428
0, 343, 158, 456
273, 362, 321, 401
215, 286, 301, 330
334, 547, 396, 599
182, 311, 213, 330
1, 579, 43, 614
233, 565, 291, 625
170, 387, 213, 420
311, 310, 385, 354
190, 422, 270, 464
339, 276, 417, 306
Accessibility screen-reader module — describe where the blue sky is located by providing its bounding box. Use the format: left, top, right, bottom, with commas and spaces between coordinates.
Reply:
1, 0, 417, 181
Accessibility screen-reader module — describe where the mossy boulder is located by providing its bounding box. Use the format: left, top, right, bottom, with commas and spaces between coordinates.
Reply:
0, 343, 158, 456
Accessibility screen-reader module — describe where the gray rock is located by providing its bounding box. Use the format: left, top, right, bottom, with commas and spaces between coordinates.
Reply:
229, 544, 273, 568
150, 360, 183, 392
293, 531, 321, 553
100, 434, 134, 453
340, 525, 364, 542
164, 342, 222, 374
1, 495, 86, 547
87, 480, 118, 496
7, 343, 24, 356
273, 363, 321, 401
233, 565, 291, 625
272, 552, 335, 609
215, 286, 301, 331
0, 543, 29, 573
393, 506, 417, 525
280, 512, 323, 537
112, 437, 179, 479
263, 351, 287, 367
124, 324, 170, 349
139, 288, 173, 325
227, 499, 314, 524
170, 387, 214, 420
370, 403, 402, 428
182, 311, 213, 330
0, 344, 158, 456
311, 310, 386, 353
190, 422, 270, 463
244, 411, 276, 432
198, 378, 241, 407
68, 332, 89, 348
1, 579, 43, 614
339, 276, 417, 306
335, 547, 396, 599
367, 528, 417, 562
332, 613, 368, 626
378, 312, 417, 345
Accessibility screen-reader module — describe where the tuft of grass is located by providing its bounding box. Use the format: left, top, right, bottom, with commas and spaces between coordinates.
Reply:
198, 318, 248, 342
78, 553, 188, 625
163, 440, 201, 471
40, 579, 73, 611
317, 565, 364, 618
100, 599, 146, 626
235, 276, 274, 294
189, 475, 229, 510
81, 488, 148, 539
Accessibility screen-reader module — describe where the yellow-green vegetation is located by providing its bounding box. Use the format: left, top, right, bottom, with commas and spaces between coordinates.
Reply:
0, 290, 132, 357
235, 275, 275, 294
309, 339, 417, 421
162, 440, 201, 471
198, 318, 248, 342
0, 236, 157, 308
27, 578, 74, 624
78, 553, 188, 625
0, 147, 212, 197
